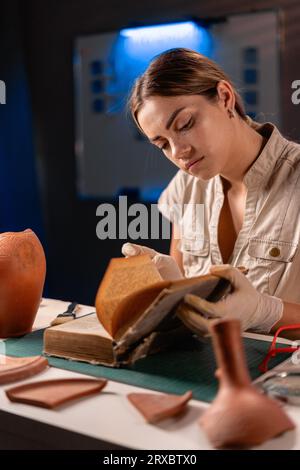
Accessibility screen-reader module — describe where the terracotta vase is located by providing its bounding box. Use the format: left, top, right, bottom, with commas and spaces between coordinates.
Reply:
199, 318, 295, 448
0, 229, 46, 337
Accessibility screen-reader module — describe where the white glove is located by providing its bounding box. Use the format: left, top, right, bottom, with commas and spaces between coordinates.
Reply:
182, 264, 283, 333
121, 242, 184, 281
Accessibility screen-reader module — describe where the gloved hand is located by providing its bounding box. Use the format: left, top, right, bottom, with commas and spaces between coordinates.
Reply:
121, 242, 184, 281
181, 264, 283, 333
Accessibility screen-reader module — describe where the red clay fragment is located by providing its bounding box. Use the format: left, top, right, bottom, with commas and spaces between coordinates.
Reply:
127, 390, 192, 423
0, 355, 48, 385
6, 378, 107, 409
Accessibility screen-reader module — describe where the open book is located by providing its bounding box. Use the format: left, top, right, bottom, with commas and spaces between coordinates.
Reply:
44, 254, 235, 367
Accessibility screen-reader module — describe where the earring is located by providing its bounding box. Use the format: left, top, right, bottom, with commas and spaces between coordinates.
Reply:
228, 108, 235, 118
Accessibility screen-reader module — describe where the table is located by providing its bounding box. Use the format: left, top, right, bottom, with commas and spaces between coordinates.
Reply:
0, 298, 299, 450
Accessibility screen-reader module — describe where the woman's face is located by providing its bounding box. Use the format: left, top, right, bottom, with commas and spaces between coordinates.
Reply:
137, 91, 235, 180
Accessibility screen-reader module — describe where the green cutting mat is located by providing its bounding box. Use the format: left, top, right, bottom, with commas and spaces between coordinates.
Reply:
4, 329, 290, 403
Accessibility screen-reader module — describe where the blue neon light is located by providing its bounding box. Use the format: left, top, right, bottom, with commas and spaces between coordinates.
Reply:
105, 21, 213, 114
120, 21, 203, 40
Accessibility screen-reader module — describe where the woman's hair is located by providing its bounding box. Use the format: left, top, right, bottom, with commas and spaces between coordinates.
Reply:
129, 48, 247, 131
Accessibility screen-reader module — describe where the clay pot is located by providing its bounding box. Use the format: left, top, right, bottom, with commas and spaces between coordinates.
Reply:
199, 319, 295, 448
0, 229, 46, 337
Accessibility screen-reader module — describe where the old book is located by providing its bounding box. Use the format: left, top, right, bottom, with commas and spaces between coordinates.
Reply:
44, 313, 116, 366
175, 296, 218, 337
44, 254, 235, 367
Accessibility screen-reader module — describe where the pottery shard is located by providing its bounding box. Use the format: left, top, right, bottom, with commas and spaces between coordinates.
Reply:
127, 390, 192, 423
6, 378, 107, 409
0, 355, 48, 384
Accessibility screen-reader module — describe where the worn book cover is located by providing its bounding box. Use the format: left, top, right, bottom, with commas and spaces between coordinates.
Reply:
44, 254, 233, 367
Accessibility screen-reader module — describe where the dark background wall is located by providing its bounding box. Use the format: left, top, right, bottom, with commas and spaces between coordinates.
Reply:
1, 0, 300, 305
0, 1, 44, 240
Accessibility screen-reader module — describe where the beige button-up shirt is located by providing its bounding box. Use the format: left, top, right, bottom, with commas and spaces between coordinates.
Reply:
158, 119, 300, 303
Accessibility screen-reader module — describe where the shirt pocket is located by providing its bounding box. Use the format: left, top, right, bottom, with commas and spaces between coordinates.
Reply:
179, 237, 210, 256
179, 237, 210, 278
247, 238, 299, 295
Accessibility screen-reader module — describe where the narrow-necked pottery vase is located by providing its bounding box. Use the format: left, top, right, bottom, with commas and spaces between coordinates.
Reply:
199, 318, 295, 448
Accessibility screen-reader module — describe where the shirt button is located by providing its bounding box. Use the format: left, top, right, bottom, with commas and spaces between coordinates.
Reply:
269, 247, 281, 257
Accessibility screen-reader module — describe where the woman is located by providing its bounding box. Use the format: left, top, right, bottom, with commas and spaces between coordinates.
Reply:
122, 48, 300, 339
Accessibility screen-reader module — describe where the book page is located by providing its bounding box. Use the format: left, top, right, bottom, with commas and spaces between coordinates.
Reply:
99, 255, 162, 302
96, 254, 163, 334
48, 314, 111, 339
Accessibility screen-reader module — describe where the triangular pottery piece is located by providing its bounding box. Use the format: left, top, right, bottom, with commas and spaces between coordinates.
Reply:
0, 355, 48, 384
127, 390, 192, 423
6, 378, 107, 409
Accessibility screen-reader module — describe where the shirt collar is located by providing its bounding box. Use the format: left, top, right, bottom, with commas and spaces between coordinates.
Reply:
242, 117, 288, 188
